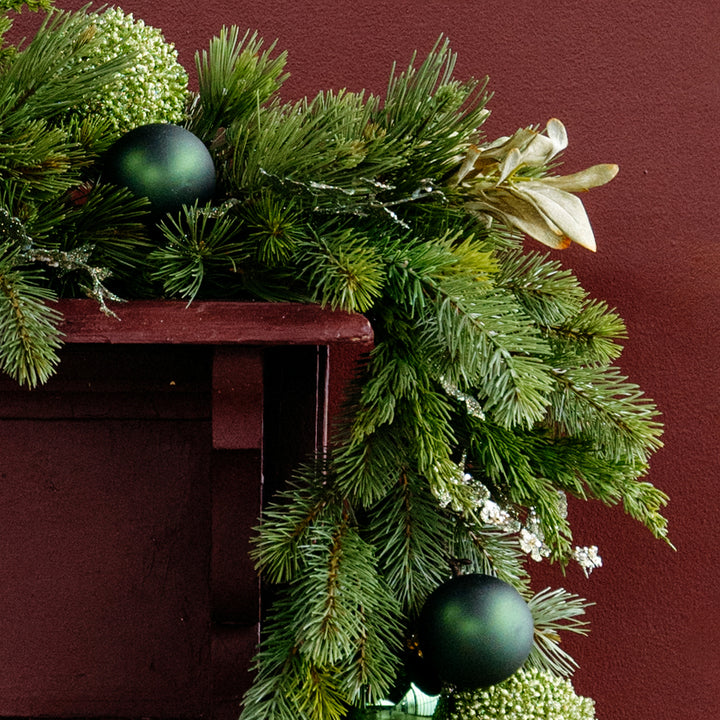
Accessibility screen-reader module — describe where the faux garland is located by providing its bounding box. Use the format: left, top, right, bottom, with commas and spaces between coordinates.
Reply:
0, 4, 670, 720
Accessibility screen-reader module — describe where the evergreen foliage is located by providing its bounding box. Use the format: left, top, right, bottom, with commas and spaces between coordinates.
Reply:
0, 207, 62, 385
0, 6, 670, 720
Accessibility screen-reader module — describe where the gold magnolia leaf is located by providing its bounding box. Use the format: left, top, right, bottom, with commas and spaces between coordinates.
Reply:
513, 181, 598, 252
541, 163, 619, 192
497, 147, 523, 184
466, 193, 573, 251
508, 117, 567, 168
449, 118, 617, 251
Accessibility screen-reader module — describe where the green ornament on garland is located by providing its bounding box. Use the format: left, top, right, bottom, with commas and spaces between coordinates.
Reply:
103, 123, 216, 216
417, 574, 534, 690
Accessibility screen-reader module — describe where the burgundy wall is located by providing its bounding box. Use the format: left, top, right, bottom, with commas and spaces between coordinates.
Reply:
8, 1, 720, 719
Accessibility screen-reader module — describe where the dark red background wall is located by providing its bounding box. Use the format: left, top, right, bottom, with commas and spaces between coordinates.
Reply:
9, 2, 720, 719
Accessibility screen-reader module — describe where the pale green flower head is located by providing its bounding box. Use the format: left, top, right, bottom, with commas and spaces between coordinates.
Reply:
68, 6, 189, 133
0, 0, 52, 11
444, 667, 596, 720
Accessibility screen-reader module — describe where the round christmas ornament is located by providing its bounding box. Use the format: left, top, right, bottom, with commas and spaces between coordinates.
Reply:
417, 573, 534, 689
103, 124, 216, 216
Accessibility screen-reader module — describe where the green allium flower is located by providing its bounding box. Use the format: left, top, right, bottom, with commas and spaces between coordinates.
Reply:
442, 668, 596, 720
1, 0, 51, 11
69, 6, 189, 132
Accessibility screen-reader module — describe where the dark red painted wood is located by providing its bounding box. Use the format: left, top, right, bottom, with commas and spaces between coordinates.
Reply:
212, 348, 264, 450
0, 302, 372, 719
211, 450, 262, 625
0, 416, 214, 718
55, 299, 373, 346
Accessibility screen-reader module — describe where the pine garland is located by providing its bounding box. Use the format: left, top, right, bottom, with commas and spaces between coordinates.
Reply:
0, 5, 670, 720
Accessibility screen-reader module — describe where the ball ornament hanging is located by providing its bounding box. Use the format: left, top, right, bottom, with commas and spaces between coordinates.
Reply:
103, 123, 217, 216
417, 573, 534, 689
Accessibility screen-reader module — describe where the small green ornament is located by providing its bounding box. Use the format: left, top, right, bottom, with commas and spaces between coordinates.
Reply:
103, 124, 216, 216
417, 574, 534, 690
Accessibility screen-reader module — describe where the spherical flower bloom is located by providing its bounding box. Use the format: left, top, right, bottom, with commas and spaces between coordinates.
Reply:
67, 7, 189, 132
445, 667, 596, 720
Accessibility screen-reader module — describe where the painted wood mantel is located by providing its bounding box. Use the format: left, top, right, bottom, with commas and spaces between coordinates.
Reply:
0, 300, 372, 720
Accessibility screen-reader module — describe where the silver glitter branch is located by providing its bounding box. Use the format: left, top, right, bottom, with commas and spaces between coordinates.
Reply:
259, 167, 446, 229
26, 245, 124, 317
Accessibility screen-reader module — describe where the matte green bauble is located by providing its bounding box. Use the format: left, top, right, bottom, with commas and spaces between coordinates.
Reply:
103, 124, 216, 216
417, 573, 534, 690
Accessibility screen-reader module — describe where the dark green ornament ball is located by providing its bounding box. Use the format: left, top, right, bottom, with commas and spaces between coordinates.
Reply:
103, 123, 216, 216
417, 573, 534, 690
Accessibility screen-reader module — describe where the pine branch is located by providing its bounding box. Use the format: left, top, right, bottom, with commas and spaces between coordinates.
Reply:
221, 37, 489, 231
426, 286, 555, 428
382, 36, 490, 183
241, 191, 308, 267
240, 599, 323, 720
295, 227, 385, 313
331, 422, 412, 507
365, 469, 458, 614
451, 523, 532, 594
0, 0, 53, 66
224, 90, 386, 200
548, 299, 627, 366
0, 0, 52, 13
496, 248, 586, 326
527, 587, 592, 677
333, 353, 457, 507
191, 26, 288, 143
0, 263, 62, 386
373, 234, 556, 429
496, 250, 627, 365
621, 479, 671, 542
0, 120, 87, 196
292, 522, 401, 676
33, 185, 150, 269
382, 231, 497, 317
0, 7, 131, 125
547, 365, 664, 461
251, 462, 344, 584
248, 486, 402, 720
150, 203, 245, 301
0, 207, 62, 385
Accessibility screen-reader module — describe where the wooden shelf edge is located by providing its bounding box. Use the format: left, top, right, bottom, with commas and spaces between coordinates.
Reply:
53, 299, 374, 346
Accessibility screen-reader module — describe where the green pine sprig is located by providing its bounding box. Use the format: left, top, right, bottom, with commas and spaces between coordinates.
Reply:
0, 212, 62, 386
191, 26, 288, 143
